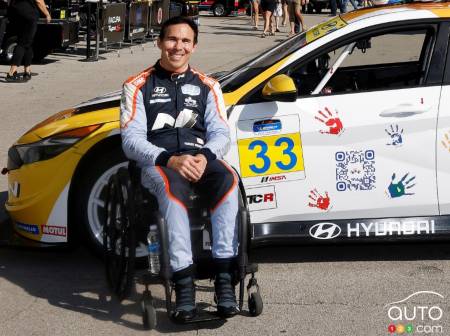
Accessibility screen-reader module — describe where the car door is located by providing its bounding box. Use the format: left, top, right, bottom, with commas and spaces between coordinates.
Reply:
437, 22, 450, 216
225, 22, 442, 231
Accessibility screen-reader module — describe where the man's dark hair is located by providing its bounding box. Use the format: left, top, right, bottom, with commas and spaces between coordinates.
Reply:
159, 16, 199, 44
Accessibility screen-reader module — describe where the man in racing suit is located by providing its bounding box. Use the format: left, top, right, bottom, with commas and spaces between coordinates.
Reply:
120, 16, 239, 322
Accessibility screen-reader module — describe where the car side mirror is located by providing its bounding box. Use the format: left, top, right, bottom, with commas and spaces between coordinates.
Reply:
262, 74, 298, 102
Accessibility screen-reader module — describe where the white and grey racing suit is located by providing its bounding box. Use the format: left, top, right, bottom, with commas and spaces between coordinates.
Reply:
120, 61, 238, 272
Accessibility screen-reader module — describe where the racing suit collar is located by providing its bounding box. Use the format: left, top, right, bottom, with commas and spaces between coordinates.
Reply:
155, 60, 192, 82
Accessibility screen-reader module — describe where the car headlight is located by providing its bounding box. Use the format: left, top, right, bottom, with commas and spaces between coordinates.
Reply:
7, 124, 102, 170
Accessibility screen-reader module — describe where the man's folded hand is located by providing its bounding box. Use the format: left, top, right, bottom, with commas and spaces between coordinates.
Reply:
168, 154, 207, 182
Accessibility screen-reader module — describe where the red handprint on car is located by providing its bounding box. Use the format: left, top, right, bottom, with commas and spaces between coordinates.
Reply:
308, 189, 331, 211
315, 107, 344, 135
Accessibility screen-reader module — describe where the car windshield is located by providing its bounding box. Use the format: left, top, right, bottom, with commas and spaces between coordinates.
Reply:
218, 16, 348, 93
218, 32, 307, 93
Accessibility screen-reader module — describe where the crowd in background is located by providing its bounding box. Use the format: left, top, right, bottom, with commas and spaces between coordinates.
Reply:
250, 0, 307, 37
250, 0, 368, 38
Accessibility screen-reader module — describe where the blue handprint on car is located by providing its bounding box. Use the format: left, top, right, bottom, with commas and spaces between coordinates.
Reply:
385, 124, 404, 146
387, 173, 416, 198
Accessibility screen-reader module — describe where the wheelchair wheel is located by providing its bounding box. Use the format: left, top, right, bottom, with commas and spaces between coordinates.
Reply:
248, 292, 263, 317
104, 168, 136, 301
142, 290, 157, 330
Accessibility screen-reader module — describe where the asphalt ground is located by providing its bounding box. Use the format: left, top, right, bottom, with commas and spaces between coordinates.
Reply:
1, 13, 450, 336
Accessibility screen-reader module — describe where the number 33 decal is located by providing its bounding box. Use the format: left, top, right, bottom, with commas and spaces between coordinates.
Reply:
249, 137, 297, 174
238, 133, 304, 178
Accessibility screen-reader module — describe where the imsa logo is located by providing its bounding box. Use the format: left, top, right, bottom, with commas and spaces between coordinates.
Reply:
261, 175, 286, 183
309, 222, 341, 240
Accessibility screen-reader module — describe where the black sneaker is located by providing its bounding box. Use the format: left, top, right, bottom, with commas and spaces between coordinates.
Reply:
215, 272, 239, 318
5, 72, 23, 83
172, 268, 196, 323
23, 72, 32, 81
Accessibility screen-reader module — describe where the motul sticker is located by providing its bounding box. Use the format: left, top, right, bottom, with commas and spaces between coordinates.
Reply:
246, 186, 277, 211
41, 225, 67, 237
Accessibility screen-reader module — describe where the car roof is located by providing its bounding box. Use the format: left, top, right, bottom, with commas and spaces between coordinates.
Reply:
342, 2, 450, 23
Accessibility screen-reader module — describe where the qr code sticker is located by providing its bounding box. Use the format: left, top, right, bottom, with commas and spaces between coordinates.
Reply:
335, 150, 376, 191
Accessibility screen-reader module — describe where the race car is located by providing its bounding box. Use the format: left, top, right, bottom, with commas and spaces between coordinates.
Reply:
4, 1, 450, 254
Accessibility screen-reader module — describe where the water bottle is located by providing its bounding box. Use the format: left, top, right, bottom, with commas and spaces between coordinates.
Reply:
147, 225, 160, 275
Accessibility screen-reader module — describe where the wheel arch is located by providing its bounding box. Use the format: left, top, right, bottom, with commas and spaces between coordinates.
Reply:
213, 0, 226, 5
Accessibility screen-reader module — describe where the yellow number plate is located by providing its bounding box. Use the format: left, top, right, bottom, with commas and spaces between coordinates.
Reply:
306, 16, 347, 43
238, 133, 304, 178
60, 10, 66, 19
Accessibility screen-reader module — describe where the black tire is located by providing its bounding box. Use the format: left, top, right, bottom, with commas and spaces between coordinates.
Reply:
104, 168, 136, 301
212, 3, 226, 16
74, 149, 128, 256
142, 293, 157, 330
248, 292, 263, 316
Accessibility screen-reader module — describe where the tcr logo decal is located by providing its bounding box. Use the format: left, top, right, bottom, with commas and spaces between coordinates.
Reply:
246, 186, 277, 211
247, 193, 274, 204
315, 107, 344, 135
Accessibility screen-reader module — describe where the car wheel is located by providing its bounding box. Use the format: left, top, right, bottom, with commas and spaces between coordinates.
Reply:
4, 36, 17, 63
74, 149, 148, 258
212, 3, 226, 16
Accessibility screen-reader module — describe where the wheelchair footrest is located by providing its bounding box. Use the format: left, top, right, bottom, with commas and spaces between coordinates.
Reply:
139, 271, 162, 285
171, 310, 224, 324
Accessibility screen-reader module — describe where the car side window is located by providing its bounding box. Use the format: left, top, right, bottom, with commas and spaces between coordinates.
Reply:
289, 27, 434, 96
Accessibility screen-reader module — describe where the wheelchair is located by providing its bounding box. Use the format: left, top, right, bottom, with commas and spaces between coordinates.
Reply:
103, 161, 263, 330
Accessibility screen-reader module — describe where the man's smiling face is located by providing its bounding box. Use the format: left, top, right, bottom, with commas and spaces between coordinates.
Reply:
157, 23, 197, 73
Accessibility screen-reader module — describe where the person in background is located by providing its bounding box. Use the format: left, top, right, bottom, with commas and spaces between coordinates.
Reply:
341, 0, 359, 12
251, 0, 260, 30
0, 0, 8, 50
281, 0, 288, 26
261, 0, 276, 37
288, 0, 306, 36
273, 0, 283, 32
329, 0, 345, 16
6, 0, 51, 82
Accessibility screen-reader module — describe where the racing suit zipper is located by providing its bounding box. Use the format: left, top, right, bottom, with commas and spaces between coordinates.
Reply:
175, 79, 180, 152
175, 80, 179, 117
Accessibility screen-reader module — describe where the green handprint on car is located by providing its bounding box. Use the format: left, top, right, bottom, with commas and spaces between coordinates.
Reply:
387, 173, 416, 198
